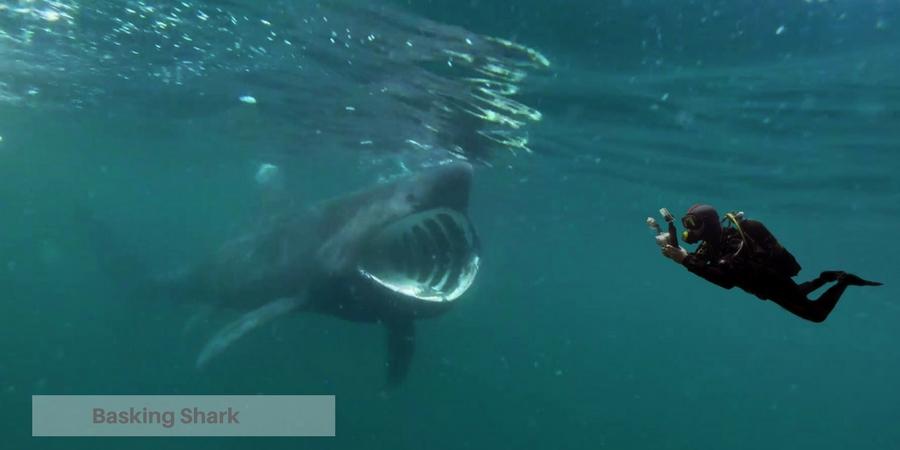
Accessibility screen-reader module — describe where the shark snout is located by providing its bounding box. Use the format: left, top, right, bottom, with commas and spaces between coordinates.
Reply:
408, 162, 473, 212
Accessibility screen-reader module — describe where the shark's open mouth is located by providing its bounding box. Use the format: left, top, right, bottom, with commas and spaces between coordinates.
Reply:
357, 208, 480, 302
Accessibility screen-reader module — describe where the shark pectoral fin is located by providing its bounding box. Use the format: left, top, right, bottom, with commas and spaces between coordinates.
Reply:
384, 317, 416, 389
196, 296, 305, 369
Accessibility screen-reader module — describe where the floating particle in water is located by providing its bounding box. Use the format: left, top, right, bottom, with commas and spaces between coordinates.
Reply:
675, 110, 695, 128
775, 25, 785, 35
255, 163, 283, 189
238, 95, 257, 104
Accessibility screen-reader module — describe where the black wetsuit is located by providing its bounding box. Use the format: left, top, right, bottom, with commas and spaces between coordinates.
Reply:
681, 220, 874, 322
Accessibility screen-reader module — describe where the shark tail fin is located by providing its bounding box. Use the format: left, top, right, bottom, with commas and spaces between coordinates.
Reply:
75, 206, 157, 298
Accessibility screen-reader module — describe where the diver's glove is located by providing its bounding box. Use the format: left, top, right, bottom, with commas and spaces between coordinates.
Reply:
662, 244, 688, 263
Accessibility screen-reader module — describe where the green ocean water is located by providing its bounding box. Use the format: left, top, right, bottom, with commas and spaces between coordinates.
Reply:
1, 1, 899, 449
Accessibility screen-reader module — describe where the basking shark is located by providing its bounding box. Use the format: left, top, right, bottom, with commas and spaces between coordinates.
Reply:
99, 162, 480, 387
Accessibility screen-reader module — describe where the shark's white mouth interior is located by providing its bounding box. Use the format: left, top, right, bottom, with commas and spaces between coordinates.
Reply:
358, 207, 480, 302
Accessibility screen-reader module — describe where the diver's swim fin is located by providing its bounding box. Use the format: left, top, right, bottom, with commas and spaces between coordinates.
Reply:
196, 296, 305, 369
839, 273, 883, 287
819, 271, 844, 282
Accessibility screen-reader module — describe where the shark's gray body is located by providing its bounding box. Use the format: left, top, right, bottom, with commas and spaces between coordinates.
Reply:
151, 162, 480, 386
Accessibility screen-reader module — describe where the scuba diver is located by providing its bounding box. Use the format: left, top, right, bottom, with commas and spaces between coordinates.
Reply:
653, 204, 882, 322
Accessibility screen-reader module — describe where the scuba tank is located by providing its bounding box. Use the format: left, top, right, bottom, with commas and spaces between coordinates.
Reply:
721, 211, 801, 277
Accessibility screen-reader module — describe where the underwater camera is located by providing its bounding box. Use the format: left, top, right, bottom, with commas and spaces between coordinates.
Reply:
646, 207, 679, 248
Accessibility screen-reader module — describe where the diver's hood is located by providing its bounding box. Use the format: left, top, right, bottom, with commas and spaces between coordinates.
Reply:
357, 207, 481, 302
681, 204, 722, 244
